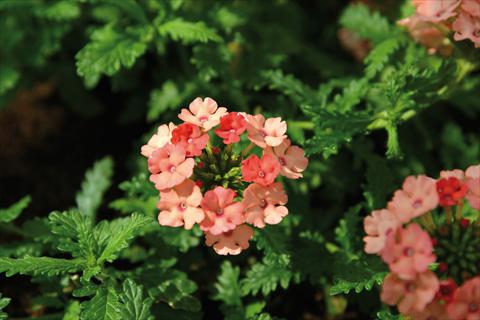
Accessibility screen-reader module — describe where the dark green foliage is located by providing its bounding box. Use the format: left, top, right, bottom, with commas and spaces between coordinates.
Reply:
0, 0, 479, 319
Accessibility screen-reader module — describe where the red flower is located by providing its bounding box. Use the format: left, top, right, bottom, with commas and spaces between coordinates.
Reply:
171, 123, 209, 157
436, 177, 468, 207
437, 279, 457, 303
241, 154, 281, 186
215, 112, 247, 144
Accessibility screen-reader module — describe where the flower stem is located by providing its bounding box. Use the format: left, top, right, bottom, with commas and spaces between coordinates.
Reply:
455, 201, 464, 220
445, 207, 453, 224
242, 142, 255, 157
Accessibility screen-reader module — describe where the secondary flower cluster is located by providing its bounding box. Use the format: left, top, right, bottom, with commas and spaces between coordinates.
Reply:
400, 0, 480, 55
141, 97, 308, 255
363, 164, 480, 319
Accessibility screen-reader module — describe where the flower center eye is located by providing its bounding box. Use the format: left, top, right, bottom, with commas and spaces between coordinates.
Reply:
258, 171, 265, 178
404, 247, 414, 257
412, 199, 422, 209
199, 116, 208, 122
406, 283, 416, 292
179, 202, 187, 210
279, 157, 287, 166
260, 130, 267, 137
469, 303, 479, 313
187, 138, 193, 144
216, 208, 224, 215
169, 166, 176, 173
229, 129, 235, 133
260, 200, 267, 208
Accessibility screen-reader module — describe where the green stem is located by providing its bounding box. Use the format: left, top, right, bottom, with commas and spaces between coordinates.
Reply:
288, 121, 314, 130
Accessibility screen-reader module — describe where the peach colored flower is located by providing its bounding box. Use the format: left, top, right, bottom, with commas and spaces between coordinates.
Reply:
246, 114, 287, 148
214, 112, 247, 144
453, 11, 480, 48
387, 175, 439, 223
204, 224, 254, 255
157, 179, 204, 229
363, 209, 400, 254
200, 186, 244, 235
381, 223, 436, 280
447, 276, 480, 320
409, 300, 448, 320
466, 164, 480, 210
243, 182, 288, 228
264, 139, 308, 179
178, 97, 227, 131
241, 154, 281, 186
148, 144, 195, 191
413, 0, 461, 22
171, 123, 209, 157
398, 15, 453, 56
141, 122, 176, 158
462, 0, 480, 17
381, 271, 439, 315
440, 169, 465, 180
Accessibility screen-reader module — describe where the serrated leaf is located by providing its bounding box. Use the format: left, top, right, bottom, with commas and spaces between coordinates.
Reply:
376, 309, 403, 320
76, 25, 149, 85
213, 261, 242, 307
147, 81, 181, 121
96, 213, 152, 264
339, 4, 393, 44
0, 195, 31, 223
157, 18, 222, 44
48, 211, 96, 259
76, 157, 114, 219
36, 0, 81, 21
330, 255, 387, 295
0, 294, 11, 320
81, 285, 120, 320
365, 38, 403, 79
118, 279, 154, 320
0, 256, 84, 277
334, 205, 362, 258
64, 301, 81, 320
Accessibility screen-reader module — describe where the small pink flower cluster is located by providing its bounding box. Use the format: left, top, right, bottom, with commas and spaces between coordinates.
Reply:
141, 97, 308, 255
363, 164, 480, 319
400, 0, 480, 55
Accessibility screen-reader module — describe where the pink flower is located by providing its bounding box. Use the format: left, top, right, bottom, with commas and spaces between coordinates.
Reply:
381, 271, 439, 315
453, 11, 480, 48
440, 169, 465, 180
157, 179, 204, 229
178, 97, 227, 131
381, 223, 436, 280
148, 144, 195, 191
466, 164, 480, 210
398, 15, 453, 56
214, 112, 247, 144
263, 139, 308, 179
462, 0, 480, 17
387, 175, 439, 223
243, 182, 288, 228
409, 299, 448, 320
363, 209, 400, 254
246, 114, 287, 148
204, 224, 254, 255
241, 154, 281, 186
200, 186, 244, 235
447, 277, 480, 320
170, 123, 209, 157
141, 122, 176, 158
413, 0, 461, 22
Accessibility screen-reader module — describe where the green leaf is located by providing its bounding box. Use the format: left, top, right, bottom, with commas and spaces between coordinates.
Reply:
334, 205, 362, 258
0, 256, 84, 277
0, 65, 20, 95
76, 157, 114, 219
339, 4, 393, 44
365, 38, 403, 79
0, 294, 11, 320
241, 254, 294, 296
48, 211, 96, 259
330, 255, 387, 295
157, 18, 222, 44
147, 81, 181, 121
213, 261, 242, 307
81, 285, 120, 320
376, 309, 403, 320
76, 25, 150, 86
0, 195, 31, 223
118, 279, 154, 320
96, 213, 152, 264
363, 156, 395, 210
36, 0, 81, 21
64, 301, 81, 320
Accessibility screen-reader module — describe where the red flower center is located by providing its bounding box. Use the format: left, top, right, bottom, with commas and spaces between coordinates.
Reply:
178, 202, 187, 211
412, 199, 423, 209
403, 247, 414, 257
260, 199, 267, 208
169, 165, 176, 173
279, 157, 287, 166
258, 171, 265, 177
216, 208, 224, 215
469, 303, 479, 313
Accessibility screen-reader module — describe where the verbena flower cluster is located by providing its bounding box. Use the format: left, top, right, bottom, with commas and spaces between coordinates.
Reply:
363, 164, 480, 319
141, 97, 308, 255
400, 0, 480, 55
